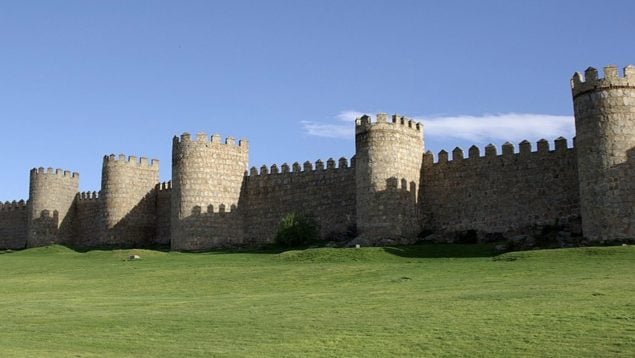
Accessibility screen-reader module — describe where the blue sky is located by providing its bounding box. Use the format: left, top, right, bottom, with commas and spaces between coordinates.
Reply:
1, 0, 634, 200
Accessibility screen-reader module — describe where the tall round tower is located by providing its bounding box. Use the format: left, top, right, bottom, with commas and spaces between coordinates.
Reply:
171, 132, 249, 250
27, 167, 79, 247
355, 113, 423, 242
101, 154, 159, 246
571, 65, 635, 241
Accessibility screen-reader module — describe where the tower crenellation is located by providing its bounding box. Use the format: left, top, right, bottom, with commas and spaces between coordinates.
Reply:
355, 113, 423, 134
571, 65, 635, 98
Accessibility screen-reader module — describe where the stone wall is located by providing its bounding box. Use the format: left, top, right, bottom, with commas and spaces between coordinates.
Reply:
101, 155, 159, 247
27, 168, 79, 247
242, 157, 356, 244
572, 65, 635, 240
74, 192, 102, 247
0, 200, 27, 249
420, 138, 580, 234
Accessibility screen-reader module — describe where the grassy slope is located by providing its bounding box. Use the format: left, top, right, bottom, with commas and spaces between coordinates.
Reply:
0, 245, 633, 357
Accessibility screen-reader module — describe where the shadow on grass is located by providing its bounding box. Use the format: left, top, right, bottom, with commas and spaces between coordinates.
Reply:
382, 243, 498, 258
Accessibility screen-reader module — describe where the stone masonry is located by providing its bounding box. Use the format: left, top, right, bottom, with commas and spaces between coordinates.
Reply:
0, 65, 633, 250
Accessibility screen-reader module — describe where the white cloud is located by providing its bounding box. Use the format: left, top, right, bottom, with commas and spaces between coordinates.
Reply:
301, 120, 353, 139
301, 110, 369, 139
421, 113, 575, 143
302, 111, 575, 143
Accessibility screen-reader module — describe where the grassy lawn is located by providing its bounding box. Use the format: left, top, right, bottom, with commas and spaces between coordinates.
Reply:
0, 244, 633, 357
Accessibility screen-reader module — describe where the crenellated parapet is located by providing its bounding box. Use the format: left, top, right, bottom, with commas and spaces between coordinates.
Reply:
76, 191, 100, 201
103, 154, 159, 168
571, 65, 635, 98
189, 203, 238, 215
246, 156, 354, 177
355, 113, 422, 137
0, 200, 27, 211
424, 137, 574, 165
172, 132, 248, 152
155, 181, 172, 192
31, 167, 79, 180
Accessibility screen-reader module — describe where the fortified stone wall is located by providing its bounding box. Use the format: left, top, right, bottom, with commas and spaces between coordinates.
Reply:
101, 155, 159, 247
2, 64, 631, 250
572, 65, 635, 241
74, 191, 102, 247
0, 200, 27, 249
27, 168, 79, 247
242, 157, 356, 244
420, 138, 580, 234
171, 133, 248, 250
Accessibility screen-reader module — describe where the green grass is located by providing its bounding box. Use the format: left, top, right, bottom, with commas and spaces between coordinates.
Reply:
0, 244, 634, 357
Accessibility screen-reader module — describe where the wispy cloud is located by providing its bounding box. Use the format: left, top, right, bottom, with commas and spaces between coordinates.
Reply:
336, 110, 366, 122
301, 110, 369, 139
422, 113, 575, 143
301, 120, 353, 139
302, 111, 575, 143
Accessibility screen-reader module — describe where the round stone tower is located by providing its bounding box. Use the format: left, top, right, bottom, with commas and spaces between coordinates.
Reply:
27, 167, 79, 247
355, 113, 423, 242
571, 65, 635, 241
101, 154, 159, 246
171, 132, 249, 250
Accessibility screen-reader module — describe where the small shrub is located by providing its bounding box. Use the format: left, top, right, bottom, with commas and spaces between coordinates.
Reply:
275, 212, 320, 247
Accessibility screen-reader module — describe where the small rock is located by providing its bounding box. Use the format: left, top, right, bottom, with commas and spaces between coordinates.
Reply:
346, 237, 370, 248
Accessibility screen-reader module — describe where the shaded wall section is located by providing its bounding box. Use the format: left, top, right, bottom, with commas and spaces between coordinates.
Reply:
155, 181, 172, 246
0, 200, 27, 249
420, 138, 580, 234
242, 158, 356, 244
74, 192, 102, 247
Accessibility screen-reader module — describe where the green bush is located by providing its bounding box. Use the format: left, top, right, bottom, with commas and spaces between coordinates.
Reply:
274, 212, 320, 247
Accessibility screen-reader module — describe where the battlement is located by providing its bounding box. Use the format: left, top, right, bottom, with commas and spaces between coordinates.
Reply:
571, 65, 635, 98
190, 202, 238, 215
425, 137, 574, 164
172, 132, 248, 150
103, 154, 159, 168
156, 181, 172, 192
247, 156, 354, 176
355, 113, 422, 135
77, 191, 100, 201
0, 200, 27, 211
30, 167, 79, 179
